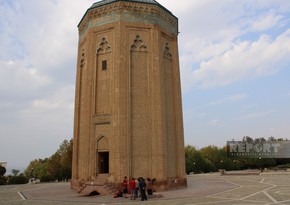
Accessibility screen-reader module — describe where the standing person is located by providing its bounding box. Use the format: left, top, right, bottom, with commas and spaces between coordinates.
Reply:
122, 176, 128, 198
129, 177, 136, 200
139, 177, 147, 201
135, 177, 139, 198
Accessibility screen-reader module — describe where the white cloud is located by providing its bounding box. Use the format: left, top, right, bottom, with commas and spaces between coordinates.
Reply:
23, 85, 74, 117
240, 104, 256, 113
210, 119, 222, 126
249, 12, 284, 32
0, 0, 95, 170
239, 110, 275, 120
176, 0, 290, 91
207, 94, 248, 106
160, 0, 209, 14
183, 29, 290, 89
0, 59, 51, 92
181, 38, 234, 63
198, 112, 207, 117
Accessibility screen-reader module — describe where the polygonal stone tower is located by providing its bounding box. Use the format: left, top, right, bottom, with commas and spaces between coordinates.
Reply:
72, 0, 187, 194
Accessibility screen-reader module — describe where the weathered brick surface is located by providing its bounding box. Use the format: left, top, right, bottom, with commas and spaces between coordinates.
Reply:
72, 0, 186, 194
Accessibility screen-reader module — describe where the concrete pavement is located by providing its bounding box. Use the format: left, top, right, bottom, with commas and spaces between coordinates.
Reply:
1, 172, 290, 204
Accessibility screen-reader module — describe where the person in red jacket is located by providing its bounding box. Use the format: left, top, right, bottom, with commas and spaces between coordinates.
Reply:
129, 177, 136, 200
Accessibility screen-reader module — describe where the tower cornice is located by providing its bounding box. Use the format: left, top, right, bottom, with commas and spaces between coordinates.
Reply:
78, 1, 178, 36
90, 0, 167, 11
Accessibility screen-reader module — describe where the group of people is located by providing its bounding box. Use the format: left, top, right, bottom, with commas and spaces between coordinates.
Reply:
122, 176, 148, 201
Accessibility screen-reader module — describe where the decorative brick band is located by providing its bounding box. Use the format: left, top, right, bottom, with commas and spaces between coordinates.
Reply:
79, 1, 178, 36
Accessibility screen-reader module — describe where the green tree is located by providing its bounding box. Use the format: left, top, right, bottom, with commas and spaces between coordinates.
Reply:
46, 139, 73, 181
0, 166, 6, 176
24, 158, 48, 179
242, 136, 254, 142
0, 166, 7, 185
58, 139, 73, 180
24, 139, 73, 182
11, 169, 20, 176
0, 176, 7, 185
199, 145, 235, 170
185, 145, 215, 174
185, 145, 197, 174
46, 152, 62, 180
8, 173, 28, 185
200, 146, 223, 166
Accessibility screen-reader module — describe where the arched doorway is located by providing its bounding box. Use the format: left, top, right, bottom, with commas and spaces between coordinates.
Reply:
98, 151, 109, 174
96, 136, 109, 174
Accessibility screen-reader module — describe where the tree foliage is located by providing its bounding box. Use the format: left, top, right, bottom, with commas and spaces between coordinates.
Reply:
24, 139, 73, 182
0, 166, 6, 176
7, 173, 28, 184
11, 169, 20, 176
185, 136, 290, 174
0, 176, 7, 185
185, 145, 215, 174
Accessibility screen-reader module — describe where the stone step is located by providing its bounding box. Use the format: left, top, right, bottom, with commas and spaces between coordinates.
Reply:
77, 175, 119, 195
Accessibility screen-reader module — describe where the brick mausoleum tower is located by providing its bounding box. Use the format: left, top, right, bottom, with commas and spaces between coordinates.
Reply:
71, 0, 187, 194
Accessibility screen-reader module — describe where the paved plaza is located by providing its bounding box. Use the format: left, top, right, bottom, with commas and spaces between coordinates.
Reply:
1, 173, 290, 205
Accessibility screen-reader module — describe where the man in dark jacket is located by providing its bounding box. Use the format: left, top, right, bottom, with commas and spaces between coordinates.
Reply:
139, 177, 147, 201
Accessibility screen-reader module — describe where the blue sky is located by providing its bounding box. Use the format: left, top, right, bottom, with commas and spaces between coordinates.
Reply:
0, 0, 290, 172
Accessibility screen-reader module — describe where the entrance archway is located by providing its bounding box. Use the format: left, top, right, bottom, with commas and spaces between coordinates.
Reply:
98, 151, 109, 174
96, 136, 109, 175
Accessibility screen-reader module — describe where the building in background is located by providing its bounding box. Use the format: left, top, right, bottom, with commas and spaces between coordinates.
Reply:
71, 0, 186, 195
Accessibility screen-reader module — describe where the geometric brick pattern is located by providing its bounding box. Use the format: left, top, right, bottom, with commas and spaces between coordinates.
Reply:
72, 0, 187, 194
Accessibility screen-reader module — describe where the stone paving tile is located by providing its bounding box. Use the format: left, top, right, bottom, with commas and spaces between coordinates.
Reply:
1, 173, 290, 205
